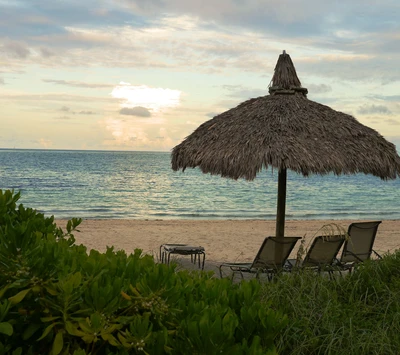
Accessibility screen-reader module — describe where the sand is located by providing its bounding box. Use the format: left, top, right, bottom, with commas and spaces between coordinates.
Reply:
56, 219, 400, 275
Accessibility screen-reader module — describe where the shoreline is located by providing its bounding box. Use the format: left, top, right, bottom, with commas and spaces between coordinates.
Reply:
56, 219, 400, 273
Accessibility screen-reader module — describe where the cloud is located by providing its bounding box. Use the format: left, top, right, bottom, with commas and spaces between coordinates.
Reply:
371, 95, 400, 102
1, 40, 30, 58
120, 106, 151, 117
120, 0, 399, 43
38, 138, 52, 148
0, 93, 116, 104
0, 5, 398, 85
0, 0, 140, 41
206, 112, 219, 118
307, 83, 332, 94
1, 0, 400, 151
54, 116, 72, 120
358, 104, 392, 115
0, 1, 398, 84
0, 78, 4, 85
100, 118, 176, 150
40, 47, 55, 57
222, 85, 267, 99
59, 106, 94, 115
385, 119, 400, 126
44, 79, 113, 88
111, 83, 181, 112
3, 0, 398, 47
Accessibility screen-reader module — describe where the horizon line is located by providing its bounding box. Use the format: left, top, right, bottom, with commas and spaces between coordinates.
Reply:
0, 147, 170, 154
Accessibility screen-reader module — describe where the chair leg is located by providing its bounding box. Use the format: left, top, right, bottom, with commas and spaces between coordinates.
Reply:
160, 245, 164, 263
201, 252, 205, 270
373, 250, 382, 259
219, 265, 224, 278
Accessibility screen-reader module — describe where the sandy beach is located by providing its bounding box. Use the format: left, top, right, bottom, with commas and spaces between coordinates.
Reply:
56, 219, 400, 274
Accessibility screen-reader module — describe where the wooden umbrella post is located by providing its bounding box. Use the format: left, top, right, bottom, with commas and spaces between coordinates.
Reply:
274, 168, 287, 267
275, 168, 287, 238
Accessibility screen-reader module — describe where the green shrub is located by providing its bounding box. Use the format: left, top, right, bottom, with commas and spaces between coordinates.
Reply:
0, 190, 286, 354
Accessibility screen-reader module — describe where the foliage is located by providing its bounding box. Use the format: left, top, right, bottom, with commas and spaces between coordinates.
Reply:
261, 252, 400, 354
0, 189, 285, 354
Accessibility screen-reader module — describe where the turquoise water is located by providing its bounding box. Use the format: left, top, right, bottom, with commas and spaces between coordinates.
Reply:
0, 149, 399, 220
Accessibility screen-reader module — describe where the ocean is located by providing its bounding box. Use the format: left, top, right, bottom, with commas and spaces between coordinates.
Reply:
0, 149, 399, 220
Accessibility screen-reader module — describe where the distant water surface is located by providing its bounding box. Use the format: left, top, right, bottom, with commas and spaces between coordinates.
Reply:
0, 149, 399, 220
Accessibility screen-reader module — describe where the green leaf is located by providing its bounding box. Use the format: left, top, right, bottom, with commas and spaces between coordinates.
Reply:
52, 331, 63, 355
65, 321, 85, 337
67, 220, 72, 234
121, 291, 131, 301
44, 285, 58, 296
222, 311, 238, 337
41, 316, 61, 322
90, 312, 102, 329
117, 333, 129, 347
37, 323, 57, 341
0, 285, 10, 299
72, 272, 82, 288
0, 322, 13, 336
78, 319, 93, 333
8, 289, 31, 305
23, 323, 41, 340
0, 300, 11, 322
101, 333, 120, 346
12, 348, 22, 355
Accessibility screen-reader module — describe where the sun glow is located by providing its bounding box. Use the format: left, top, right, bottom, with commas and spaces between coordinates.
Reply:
102, 117, 175, 150
111, 82, 181, 112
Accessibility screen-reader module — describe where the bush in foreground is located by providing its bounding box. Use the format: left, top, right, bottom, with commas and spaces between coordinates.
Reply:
0, 189, 286, 354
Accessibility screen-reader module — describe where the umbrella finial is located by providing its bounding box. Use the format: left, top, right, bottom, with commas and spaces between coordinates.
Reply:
269, 52, 308, 95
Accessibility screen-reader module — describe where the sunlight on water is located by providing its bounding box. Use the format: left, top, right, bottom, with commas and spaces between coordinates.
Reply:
0, 149, 399, 220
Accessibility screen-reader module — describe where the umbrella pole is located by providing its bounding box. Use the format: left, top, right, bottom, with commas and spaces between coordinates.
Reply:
275, 168, 287, 238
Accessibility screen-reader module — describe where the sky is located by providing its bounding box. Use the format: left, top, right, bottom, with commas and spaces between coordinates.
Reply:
0, 0, 399, 152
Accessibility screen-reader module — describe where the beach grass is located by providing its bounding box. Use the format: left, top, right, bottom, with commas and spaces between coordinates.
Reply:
260, 253, 400, 354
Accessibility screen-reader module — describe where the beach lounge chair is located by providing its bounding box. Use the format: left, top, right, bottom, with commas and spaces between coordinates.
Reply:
219, 236, 301, 280
338, 221, 382, 271
286, 235, 346, 275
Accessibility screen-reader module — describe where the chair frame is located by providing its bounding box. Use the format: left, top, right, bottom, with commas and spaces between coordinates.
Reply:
338, 221, 382, 272
301, 235, 346, 270
219, 236, 301, 280
160, 244, 206, 270
285, 235, 345, 277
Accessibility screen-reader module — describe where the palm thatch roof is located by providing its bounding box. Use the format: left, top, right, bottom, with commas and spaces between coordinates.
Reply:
172, 52, 400, 180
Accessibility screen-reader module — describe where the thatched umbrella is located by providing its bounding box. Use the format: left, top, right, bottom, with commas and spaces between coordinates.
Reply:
171, 51, 400, 238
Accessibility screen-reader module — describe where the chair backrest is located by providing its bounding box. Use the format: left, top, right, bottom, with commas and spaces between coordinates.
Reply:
252, 237, 301, 269
302, 235, 345, 267
340, 221, 382, 263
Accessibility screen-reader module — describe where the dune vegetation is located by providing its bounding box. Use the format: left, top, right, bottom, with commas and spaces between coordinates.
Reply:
1, 189, 399, 354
